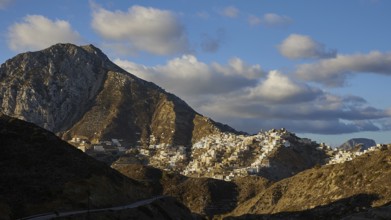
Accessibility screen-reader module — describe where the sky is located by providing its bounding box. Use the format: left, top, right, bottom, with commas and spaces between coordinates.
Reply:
1, 0, 391, 146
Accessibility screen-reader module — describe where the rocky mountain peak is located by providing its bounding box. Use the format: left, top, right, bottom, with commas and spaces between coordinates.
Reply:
0, 43, 118, 132
0, 43, 236, 147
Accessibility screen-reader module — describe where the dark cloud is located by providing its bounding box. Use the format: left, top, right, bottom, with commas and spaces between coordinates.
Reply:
219, 118, 380, 135
296, 51, 391, 87
200, 29, 225, 53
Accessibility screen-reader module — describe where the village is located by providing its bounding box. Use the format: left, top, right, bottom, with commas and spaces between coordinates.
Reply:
327, 143, 391, 165
68, 137, 128, 163
179, 128, 326, 181
68, 128, 390, 182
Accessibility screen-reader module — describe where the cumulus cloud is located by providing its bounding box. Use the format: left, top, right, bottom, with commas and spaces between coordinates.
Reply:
246, 70, 322, 103
211, 57, 263, 79
278, 34, 336, 59
7, 15, 81, 52
115, 55, 391, 135
221, 6, 239, 18
91, 4, 189, 55
296, 51, 391, 86
114, 55, 264, 98
249, 13, 292, 27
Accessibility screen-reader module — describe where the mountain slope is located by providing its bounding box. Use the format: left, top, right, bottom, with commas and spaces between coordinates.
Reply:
113, 163, 270, 217
0, 114, 192, 219
0, 43, 236, 147
227, 145, 391, 218
113, 163, 239, 216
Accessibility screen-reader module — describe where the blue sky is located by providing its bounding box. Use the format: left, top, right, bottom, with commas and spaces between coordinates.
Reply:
1, 0, 391, 146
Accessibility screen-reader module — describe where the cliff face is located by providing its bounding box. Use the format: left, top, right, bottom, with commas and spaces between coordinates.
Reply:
0, 43, 236, 146
0, 44, 112, 132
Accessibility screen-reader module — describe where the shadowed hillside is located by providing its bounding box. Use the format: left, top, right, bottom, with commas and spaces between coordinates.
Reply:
0, 114, 193, 219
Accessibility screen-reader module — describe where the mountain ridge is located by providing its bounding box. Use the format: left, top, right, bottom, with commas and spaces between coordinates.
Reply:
0, 43, 237, 147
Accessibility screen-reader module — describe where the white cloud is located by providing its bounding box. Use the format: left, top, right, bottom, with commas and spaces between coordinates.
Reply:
278, 34, 336, 59
114, 55, 264, 99
115, 55, 390, 135
296, 51, 391, 86
91, 5, 189, 56
249, 13, 292, 27
247, 70, 322, 103
221, 6, 239, 18
7, 15, 81, 52
211, 57, 263, 79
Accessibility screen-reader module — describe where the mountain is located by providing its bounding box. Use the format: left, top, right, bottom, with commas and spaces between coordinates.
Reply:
338, 138, 376, 151
0, 43, 236, 148
225, 145, 391, 219
0, 43, 332, 182
0, 114, 193, 219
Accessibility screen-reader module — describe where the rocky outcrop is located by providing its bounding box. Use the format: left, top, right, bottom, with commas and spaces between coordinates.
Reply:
0, 44, 113, 132
0, 43, 236, 147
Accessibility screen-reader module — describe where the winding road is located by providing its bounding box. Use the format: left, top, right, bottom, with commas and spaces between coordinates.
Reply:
18, 196, 167, 220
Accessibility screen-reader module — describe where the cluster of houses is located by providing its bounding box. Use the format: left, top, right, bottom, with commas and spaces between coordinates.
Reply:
139, 142, 188, 171
180, 128, 307, 181
69, 137, 127, 156
69, 130, 390, 182
327, 144, 391, 165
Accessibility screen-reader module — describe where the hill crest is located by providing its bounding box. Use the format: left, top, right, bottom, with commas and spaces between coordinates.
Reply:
0, 43, 237, 147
